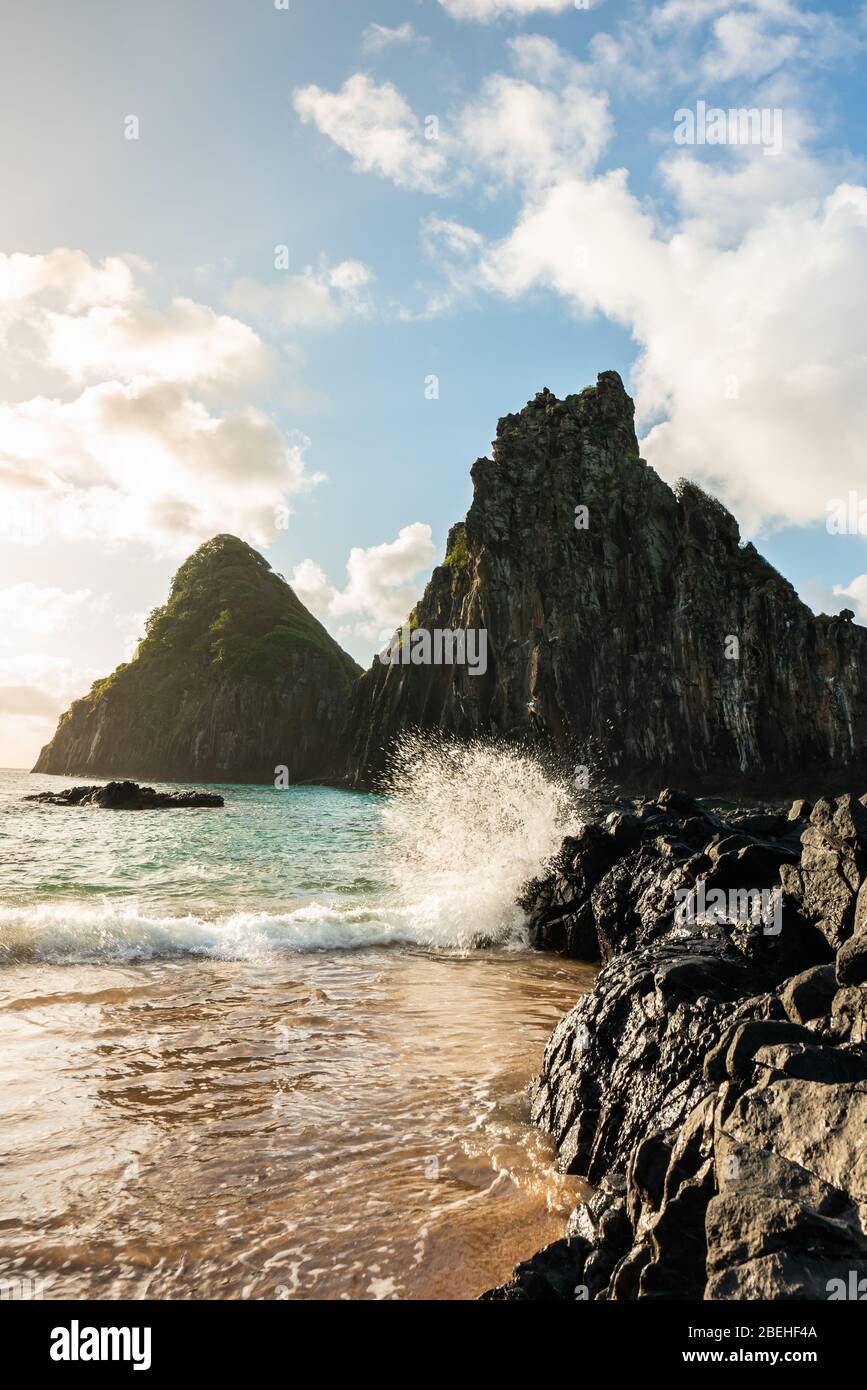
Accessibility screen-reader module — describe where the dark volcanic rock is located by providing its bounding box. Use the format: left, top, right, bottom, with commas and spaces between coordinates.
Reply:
25, 780, 224, 810
479, 1237, 592, 1301
340, 373, 867, 796
837, 932, 867, 986
780, 794, 867, 950
520, 787, 823, 977
33, 536, 361, 785
780, 963, 838, 1024
484, 789, 867, 1300
529, 937, 767, 1184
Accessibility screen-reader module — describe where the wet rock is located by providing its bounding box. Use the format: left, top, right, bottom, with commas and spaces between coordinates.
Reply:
521, 788, 832, 982
837, 931, 867, 986
703, 1018, 818, 1084
749, 1041, 867, 1084
782, 794, 867, 950
830, 986, 867, 1044
725, 1078, 867, 1202
25, 780, 224, 810
780, 964, 838, 1024
479, 1236, 591, 1301
489, 787, 867, 1301
529, 936, 767, 1184
705, 1196, 867, 1300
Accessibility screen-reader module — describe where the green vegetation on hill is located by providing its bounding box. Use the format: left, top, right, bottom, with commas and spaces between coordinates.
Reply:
73, 535, 361, 717
444, 524, 471, 572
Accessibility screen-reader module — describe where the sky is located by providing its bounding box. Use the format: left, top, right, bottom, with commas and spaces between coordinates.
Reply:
1, 0, 867, 767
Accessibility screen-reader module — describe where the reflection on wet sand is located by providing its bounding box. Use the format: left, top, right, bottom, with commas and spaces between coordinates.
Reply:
0, 948, 593, 1300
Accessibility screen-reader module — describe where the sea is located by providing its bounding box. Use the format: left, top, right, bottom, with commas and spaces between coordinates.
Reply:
0, 741, 593, 1300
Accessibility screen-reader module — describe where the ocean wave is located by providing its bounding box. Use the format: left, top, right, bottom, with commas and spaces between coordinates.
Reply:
0, 899, 520, 964
2, 737, 582, 965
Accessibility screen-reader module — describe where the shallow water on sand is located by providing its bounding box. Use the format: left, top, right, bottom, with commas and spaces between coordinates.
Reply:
0, 760, 591, 1299
0, 948, 592, 1300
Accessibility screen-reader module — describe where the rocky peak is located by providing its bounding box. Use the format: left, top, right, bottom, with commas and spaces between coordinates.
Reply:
339, 371, 867, 796
33, 534, 361, 784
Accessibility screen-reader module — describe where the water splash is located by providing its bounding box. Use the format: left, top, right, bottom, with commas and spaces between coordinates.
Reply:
0, 742, 582, 963
379, 733, 582, 951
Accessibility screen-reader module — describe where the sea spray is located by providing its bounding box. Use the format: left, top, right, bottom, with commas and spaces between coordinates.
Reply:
0, 749, 583, 963
379, 733, 583, 951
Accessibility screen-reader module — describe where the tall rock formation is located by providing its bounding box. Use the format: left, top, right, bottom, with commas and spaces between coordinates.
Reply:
340, 371, 867, 796
33, 535, 361, 784
34, 373, 867, 794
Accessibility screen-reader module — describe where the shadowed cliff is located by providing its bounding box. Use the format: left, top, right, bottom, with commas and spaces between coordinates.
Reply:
35, 373, 867, 794
337, 371, 867, 797
33, 535, 361, 783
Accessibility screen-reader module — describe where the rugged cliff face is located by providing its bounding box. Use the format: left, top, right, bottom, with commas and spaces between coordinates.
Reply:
340, 371, 867, 797
485, 790, 867, 1301
33, 535, 361, 784
34, 373, 867, 792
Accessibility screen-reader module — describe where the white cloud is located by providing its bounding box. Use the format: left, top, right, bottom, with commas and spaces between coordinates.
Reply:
0, 651, 102, 767
291, 523, 437, 641
44, 297, 267, 388
0, 250, 326, 555
0, 377, 322, 553
362, 23, 427, 53
293, 74, 450, 194
226, 259, 373, 327
460, 73, 611, 187
702, 10, 799, 81
0, 253, 265, 397
833, 575, 867, 623
650, 1, 855, 80
0, 248, 143, 312
419, 217, 487, 315
293, 29, 621, 208
0, 583, 93, 636
437, 0, 586, 18
291, 45, 611, 203
658, 116, 838, 243
0, 652, 96, 703
423, 218, 486, 259
328, 20, 860, 538
293, 22, 867, 543
474, 170, 867, 533
288, 558, 336, 616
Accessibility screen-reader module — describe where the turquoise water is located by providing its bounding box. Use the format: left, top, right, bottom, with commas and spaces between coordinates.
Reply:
0, 744, 579, 961
0, 756, 592, 1298
1, 771, 399, 960
3, 774, 385, 912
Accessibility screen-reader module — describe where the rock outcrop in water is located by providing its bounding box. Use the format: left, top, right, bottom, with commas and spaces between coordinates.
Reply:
340, 372, 867, 797
484, 790, 867, 1300
33, 535, 361, 784
25, 781, 224, 810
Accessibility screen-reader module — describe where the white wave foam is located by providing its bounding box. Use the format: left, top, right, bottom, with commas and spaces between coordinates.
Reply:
0, 901, 435, 964
379, 733, 581, 950
2, 738, 581, 964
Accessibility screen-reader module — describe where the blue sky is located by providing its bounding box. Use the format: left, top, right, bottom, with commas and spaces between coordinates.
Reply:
1, 0, 866, 765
